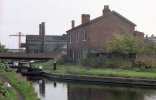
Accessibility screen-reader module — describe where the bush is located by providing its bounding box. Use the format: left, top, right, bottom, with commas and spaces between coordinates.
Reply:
107, 33, 138, 54
81, 56, 132, 69
57, 55, 67, 65
136, 54, 156, 68
81, 56, 107, 68
121, 62, 133, 70
0, 81, 8, 97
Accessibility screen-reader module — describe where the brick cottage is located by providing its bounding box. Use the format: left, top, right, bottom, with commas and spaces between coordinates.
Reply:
66, 5, 144, 62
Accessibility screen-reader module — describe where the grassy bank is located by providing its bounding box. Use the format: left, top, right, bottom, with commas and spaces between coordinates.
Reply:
0, 63, 39, 100
33, 62, 156, 80
0, 80, 16, 100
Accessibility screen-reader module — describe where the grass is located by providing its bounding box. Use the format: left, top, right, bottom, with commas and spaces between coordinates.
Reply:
2, 72, 39, 100
6, 86, 17, 100
0, 80, 17, 100
0, 63, 17, 100
81, 69, 156, 79
0, 62, 39, 100
33, 62, 156, 80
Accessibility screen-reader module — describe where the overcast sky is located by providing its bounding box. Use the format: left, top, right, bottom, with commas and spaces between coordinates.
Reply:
0, 0, 156, 49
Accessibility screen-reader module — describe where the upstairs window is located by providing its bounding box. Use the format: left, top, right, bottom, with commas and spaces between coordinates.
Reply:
76, 32, 80, 42
77, 32, 80, 42
68, 34, 72, 44
71, 34, 74, 43
83, 30, 87, 41
75, 32, 77, 42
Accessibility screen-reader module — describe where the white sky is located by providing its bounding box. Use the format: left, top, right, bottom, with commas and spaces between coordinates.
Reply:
0, 0, 156, 49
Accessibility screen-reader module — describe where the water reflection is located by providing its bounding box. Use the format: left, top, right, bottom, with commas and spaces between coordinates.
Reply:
29, 77, 67, 100
53, 82, 57, 88
67, 84, 146, 100
27, 77, 156, 100
39, 79, 45, 97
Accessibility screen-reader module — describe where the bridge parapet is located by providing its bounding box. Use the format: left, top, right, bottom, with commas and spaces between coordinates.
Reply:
0, 53, 55, 60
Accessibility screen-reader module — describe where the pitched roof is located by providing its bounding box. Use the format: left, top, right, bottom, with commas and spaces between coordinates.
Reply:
112, 11, 136, 26
67, 11, 136, 32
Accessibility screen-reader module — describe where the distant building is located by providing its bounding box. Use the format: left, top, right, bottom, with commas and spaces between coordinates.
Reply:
7, 49, 25, 53
144, 34, 156, 48
26, 22, 67, 54
66, 5, 144, 62
145, 35, 156, 43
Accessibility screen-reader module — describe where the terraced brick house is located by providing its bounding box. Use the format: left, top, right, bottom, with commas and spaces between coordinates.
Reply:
66, 5, 144, 62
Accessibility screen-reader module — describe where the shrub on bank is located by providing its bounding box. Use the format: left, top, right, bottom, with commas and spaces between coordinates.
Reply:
0, 81, 8, 97
135, 54, 156, 68
81, 56, 133, 69
57, 55, 67, 65
0, 61, 39, 100
2, 72, 39, 100
0, 80, 17, 100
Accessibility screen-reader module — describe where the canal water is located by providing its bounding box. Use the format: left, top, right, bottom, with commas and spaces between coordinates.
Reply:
27, 77, 156, 100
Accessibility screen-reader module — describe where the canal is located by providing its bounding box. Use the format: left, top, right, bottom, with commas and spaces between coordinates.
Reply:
27, 77, 156, 100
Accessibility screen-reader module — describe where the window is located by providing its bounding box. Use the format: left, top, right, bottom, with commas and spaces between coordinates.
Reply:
75, 32, 77, 42
69, 49, 72, 60
76, 32, 80, 42
77, 32, 80, 42
80, 49, 82, 58
68, 34, 71, 44
83, 30, 87, 41
71, 34, 73, 43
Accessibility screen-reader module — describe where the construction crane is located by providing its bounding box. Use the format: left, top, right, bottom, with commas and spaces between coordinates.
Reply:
10, 32, 26, 50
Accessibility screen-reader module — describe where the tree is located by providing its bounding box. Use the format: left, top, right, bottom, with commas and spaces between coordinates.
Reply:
107, 33, 138, 54
0, 43, 7, 52
145, 42, 156, 54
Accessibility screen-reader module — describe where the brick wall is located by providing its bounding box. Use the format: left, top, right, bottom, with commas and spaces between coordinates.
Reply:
89, 13, 135, 52
134, 31, 144, 47
136, 53, 156, 67
67, 6, 140, 62
67, 25, 90, 61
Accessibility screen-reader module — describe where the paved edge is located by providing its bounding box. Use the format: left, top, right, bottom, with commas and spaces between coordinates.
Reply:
41, 72, 156, 87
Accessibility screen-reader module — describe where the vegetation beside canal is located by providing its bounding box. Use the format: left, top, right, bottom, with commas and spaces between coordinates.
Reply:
0, 63, 39, 100
33, 62, 156, 80
0, 80, 16, 100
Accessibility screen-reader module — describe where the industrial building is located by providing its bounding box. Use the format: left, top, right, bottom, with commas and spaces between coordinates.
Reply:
26, 22, 67, 54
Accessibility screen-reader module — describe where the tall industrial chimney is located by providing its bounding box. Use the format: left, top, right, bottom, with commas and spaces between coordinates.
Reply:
39, 24, 42, 35
41, 22, 45, 36
39, 22, 46, 53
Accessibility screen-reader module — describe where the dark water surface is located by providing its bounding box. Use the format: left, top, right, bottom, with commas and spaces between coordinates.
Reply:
28, 77, 156, 100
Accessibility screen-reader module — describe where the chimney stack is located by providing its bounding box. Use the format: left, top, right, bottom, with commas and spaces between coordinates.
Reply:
41, 22, 45, 36
81, 14, 90, 24
39, 22, 45, 36
71, 20, 75, 29
103, 5, 111, 15
39, 24, 42, 35
39, 22, 45, 53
